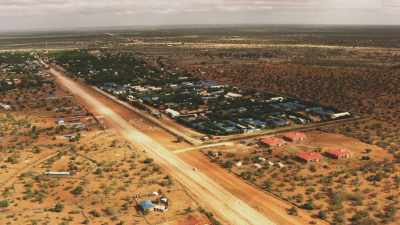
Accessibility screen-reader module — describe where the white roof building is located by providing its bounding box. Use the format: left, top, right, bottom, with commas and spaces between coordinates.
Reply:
254, 163, 263, 169
0, 103, 11, 110
225, 92, 243, 99
165, 108, 181, 118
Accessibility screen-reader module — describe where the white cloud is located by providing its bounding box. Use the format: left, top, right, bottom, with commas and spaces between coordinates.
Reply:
0, 0, 399, 30
0, 0, 394, 16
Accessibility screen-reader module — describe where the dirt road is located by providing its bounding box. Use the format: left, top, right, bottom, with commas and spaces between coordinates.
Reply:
179, 151, 326, 225
50, 68, 278, 225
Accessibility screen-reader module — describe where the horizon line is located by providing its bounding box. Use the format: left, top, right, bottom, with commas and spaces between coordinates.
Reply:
0, 23, 400, 34
1, 23, 400, 34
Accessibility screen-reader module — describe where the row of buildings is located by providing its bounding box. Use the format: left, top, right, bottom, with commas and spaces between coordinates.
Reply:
260, 132, 352, 163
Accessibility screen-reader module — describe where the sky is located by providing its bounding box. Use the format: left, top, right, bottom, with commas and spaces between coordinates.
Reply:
0, 0, 399, 31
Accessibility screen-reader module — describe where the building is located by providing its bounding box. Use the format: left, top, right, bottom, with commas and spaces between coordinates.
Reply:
44, 171, 71, 176
330, 112, 351, 119
56, 118, 65, 126
154, 204, 168, 212
165, 108, 181, 118
260, 137, 286, 147
138, 200, 155, 212
283, 132, 306, 142
266, 118, 290, 127
267, 96, 285, 103
296, 151, 322, 163
224, 92, 243, 99
0, 103, 11, 110
254, 163, 263, 169
327, 148, 352, 159
64, 122, 86, 130
64, 134, 78, 141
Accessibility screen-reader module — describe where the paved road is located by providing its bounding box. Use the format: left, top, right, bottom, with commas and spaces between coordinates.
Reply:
50, 68, 277, 225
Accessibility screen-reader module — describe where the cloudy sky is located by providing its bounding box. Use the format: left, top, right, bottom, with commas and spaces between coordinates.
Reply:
0, 0, 399, 31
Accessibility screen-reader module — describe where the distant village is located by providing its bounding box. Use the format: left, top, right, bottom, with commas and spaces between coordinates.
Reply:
99, 79, 351, 136
53, 50, 352, 137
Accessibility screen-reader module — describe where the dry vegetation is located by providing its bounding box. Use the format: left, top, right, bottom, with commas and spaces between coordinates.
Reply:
0, 53, 209, 225
204, 132, 399, 225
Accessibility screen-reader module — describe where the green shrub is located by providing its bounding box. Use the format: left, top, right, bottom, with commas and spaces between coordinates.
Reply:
0, 199, 9, 208
70, 186, 83, 196
51, 203, 64, 212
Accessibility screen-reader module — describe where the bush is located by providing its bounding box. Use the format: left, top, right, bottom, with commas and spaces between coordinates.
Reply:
185, 207, 193, 214
301, 201, 314, 210
51, 203, 64, 212
6, 155, 18, 164
0, 200, 9, 208
318, 210, 327, 219
288, 206, 298, 216
143, 158, 154, 164
90, 209, 101, 217
223, 160, 233, 169
70, 186, 83, 196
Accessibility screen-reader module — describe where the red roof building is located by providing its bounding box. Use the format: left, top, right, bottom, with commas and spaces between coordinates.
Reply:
327, 148, 352, 159
296, 151, 322, 163
283, 132, 306, 142
260, 137, 286, 147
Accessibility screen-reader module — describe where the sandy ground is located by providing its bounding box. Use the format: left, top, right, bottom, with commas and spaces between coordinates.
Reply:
50, 68, 282, 225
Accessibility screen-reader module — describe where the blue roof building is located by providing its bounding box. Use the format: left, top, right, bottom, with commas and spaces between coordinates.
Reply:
139, 200, 155, 212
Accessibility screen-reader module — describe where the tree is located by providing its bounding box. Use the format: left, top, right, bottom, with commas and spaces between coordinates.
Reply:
185, 207, 193, 214
30, 126, 38, 139
288, 206, 298, 216
0, 200, 9, 208
330, 192, 344, 210
318, 210, 327, 220
333, 211, 345, 224
301, 201, 314, 210
51, 203, 64, 212
70, 186, 83, 196
394, 175, 400, 187
223, 160, 233, 169
263, 180, 273, 191
383, 205, 397, 221
143, 158, 154, 164
351, 211, 373, 225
